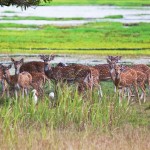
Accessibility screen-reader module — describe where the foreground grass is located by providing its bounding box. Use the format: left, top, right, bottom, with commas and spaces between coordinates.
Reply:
41, 0, 150, 6
1, 126, 150, 149
0, 22, 150, 55
0, 82, 149, 149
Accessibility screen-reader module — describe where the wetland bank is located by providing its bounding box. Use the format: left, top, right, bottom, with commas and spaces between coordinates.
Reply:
0, 2, 150, 150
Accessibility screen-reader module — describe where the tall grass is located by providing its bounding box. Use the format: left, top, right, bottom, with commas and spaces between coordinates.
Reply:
0, 82, 149, 148
0, 83, 132, 132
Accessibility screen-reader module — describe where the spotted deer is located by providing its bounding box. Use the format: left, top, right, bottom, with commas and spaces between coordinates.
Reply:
79, 67, 103, 97
30, 72, 49, 96
40, 55, 102, 98
1, 64, 32, 99
130, 64, 150, 91
19, 58, 45, 73
108, 56, 150, 91
105, 56, 122, 92
0, 64, 9, 97
11, 58, 49, 96
107, 58, 147, 103
114, 65, 146, 104
11, 58, 24, 75
93, 56, 122, 81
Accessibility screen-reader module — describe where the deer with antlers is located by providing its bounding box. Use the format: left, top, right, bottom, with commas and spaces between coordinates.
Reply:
19, 55, 67, 74
107, 58, 147, 103
40, 55, 102, 98
11, 58, 49, 96
109, 62, 146, 104
130, 64, 150, 91
19, 59, 45, 73
93, 56, 122, 81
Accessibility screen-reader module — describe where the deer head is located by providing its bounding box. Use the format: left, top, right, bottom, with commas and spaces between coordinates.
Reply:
107, 58, 117, 70
39, 54, 55, 63
1, 64, 12, 83
108, 56, 122, 63
11, 58, 24, 75
114, 65, 126, 79
39, 55, 55, 71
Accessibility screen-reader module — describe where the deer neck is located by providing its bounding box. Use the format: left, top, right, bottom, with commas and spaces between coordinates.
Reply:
114, 72, 121, 86
110, 68, 116, 81
5, 73, 11, 85
5, 73, 19, 86
44, 62, 53, 78
15, 69, 20, 75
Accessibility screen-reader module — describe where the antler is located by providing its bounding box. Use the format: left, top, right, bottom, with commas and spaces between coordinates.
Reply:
0, 64, 3, 68
49, 54, 55, 61
39, 54, 55, 62
107, 56, 122, 63
39, 55, 45, 60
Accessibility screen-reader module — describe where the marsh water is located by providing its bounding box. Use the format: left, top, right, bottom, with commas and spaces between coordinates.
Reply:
0, 6, 150, 26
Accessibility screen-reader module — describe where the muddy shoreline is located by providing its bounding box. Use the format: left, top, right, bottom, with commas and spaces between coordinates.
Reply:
0, 54, 149, 65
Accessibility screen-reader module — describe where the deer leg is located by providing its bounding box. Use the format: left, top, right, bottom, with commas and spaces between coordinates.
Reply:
22, 88, 24, 99
1, 80, 6, 97
148, 77, 150, 93
122, 87, 126, 99
114, 86, 117, 93
133, 82, 140, 103
25, 88, 28, 96
6, 87, 9, 98
127, 87, 132, 104
98, 84, 103, 99
15, 90, 18, 99
140, 83, 146, 103
118, 88, 123, 104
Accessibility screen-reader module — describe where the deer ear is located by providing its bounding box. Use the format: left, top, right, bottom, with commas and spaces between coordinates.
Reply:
120, 65, 126, 72
7, 64, 12, 70
0, 64, 2, 68
107, 58, 111, 64
49, 55, 55, 61
39, 55, 44, 60
108, 56, 111, 59
20, 58, 24, 64
118, 56, 122, 60
11, 58, 15, 62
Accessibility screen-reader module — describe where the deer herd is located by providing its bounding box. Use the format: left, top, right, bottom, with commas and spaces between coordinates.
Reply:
0, 55, 150, 105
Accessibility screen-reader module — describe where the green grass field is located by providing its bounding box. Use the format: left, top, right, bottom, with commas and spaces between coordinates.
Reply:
42, 0, 150, 6
0, 22, 150, 55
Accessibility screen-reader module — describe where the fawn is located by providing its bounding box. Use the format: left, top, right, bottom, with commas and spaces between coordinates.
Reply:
1, 64, 32, 99
0, 64, 9, 97
11, 58, 49, 96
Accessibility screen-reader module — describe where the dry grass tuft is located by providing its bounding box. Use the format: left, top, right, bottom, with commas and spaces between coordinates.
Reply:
0, 125, 149, 150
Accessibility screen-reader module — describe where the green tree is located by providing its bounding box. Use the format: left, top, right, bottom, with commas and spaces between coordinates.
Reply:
0, 0, 52, 9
